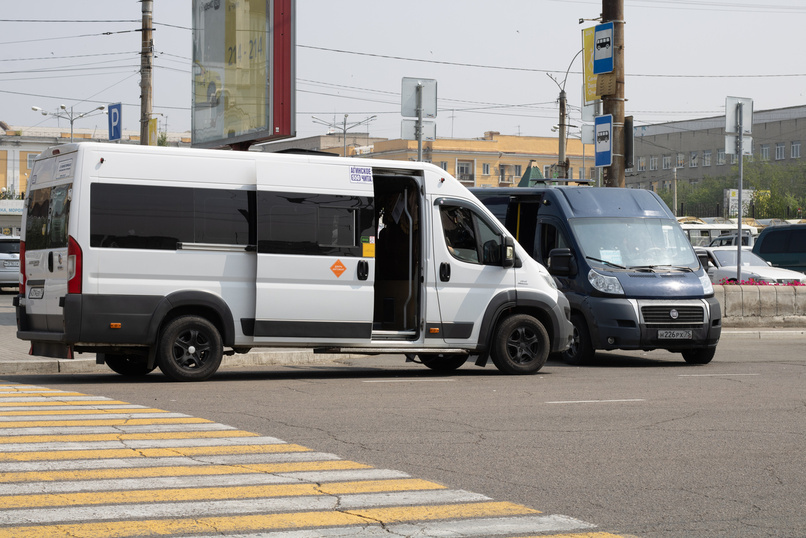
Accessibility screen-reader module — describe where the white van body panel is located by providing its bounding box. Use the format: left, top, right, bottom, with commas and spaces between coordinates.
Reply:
16, 143, 572, 380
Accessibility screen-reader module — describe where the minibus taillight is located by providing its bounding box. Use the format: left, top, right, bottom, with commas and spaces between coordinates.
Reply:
67, 236, 82, 294
19, 240, 26, 295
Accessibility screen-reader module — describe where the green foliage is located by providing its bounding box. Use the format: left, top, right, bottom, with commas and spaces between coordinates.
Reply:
656, 158, 806, 219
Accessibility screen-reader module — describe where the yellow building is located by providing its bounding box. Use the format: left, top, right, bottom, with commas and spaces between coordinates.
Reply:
346, 131, 593, 187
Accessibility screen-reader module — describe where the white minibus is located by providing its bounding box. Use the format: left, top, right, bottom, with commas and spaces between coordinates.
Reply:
15, 143, 572, 381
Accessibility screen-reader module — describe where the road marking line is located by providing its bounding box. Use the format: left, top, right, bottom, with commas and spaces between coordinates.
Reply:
545, 399, 645, 404
363, 379, 456, 383
678, 373, 761, 377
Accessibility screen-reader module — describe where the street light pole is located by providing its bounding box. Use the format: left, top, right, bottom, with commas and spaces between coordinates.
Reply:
312, 114, 377, 157
32, 105, 106, 142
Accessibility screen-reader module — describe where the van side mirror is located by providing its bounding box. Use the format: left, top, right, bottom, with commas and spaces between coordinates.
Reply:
547, 247, 577, 277
502, 236, 515, 268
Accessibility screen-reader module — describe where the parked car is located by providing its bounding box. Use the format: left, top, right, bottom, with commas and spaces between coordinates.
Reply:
700, 246, 806, 285
708, 231, 754, 247
752, 223, 806, 273
0, 235, 20, 289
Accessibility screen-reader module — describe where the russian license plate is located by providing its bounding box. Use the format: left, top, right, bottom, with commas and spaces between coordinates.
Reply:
658, 329, 692, 339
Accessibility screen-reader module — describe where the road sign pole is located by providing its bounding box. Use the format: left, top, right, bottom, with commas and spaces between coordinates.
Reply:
736, 102, 744, 281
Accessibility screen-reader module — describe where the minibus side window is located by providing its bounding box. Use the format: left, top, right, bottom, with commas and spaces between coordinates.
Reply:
257, 191, 373, 257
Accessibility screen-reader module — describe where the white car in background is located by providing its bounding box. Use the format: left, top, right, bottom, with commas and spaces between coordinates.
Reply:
700, 246, 806, 285
0, 235, 20, 289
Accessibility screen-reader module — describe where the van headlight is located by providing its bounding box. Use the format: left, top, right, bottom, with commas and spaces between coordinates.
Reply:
588, 269, 624, 295
699, 272, 714, 295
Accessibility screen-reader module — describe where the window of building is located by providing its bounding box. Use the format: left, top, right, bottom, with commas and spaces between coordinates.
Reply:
649, 156, 658, 171
689, 151, 698, 168
775, 143, 785, 160
544, 165, 551, 178
637, 157, 646, 172
761, 144, 770, 161
792, 141, 801, 159
513, 165, 522, 177
662, 155, 671, 170
717, 149, 725, 165
731, 153, 738, 164
677, 153, 686, 168
702, 150, 711, 167
439, 161, 448, 170
482, 163, 490, 175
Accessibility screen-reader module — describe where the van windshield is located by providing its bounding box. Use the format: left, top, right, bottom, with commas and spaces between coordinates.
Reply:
569, 217, 698, 269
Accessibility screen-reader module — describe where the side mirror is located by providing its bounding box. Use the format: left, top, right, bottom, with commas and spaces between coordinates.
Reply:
502, 236, 515, 268
547, 247, 577, 277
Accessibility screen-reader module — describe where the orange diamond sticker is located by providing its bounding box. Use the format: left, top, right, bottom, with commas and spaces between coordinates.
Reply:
330, 260, 347, 278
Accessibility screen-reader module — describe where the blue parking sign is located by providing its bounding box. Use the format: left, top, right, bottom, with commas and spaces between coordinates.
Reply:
108, 102, 122, 141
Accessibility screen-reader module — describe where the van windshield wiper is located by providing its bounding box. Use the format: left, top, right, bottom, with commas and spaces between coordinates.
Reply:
629, 264, 694, 272
586, 256, 626, 269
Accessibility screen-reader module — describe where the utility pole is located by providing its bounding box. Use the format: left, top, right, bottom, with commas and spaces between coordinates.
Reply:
139, 0, 153, 145
558, 88, 568, 178
602, 0, 625, 187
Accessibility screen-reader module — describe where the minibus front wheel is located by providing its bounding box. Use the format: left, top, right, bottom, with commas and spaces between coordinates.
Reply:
157, 315, 223, 381
490, 314, 549, 374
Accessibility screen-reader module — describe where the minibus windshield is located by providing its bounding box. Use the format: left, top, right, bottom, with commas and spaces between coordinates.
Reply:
569, 217, 698, 269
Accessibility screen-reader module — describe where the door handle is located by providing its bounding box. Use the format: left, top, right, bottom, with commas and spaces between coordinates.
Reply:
48, 251, 54, 272
439, 262, 451, 282
357, 260, 369, 281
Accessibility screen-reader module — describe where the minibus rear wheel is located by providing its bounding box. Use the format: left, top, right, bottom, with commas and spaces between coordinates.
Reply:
490, 314, 549, 374
157, 315, 223, 381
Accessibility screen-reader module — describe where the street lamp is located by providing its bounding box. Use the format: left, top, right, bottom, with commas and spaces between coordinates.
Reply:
32, 104, 106, 142
312, 114, 377, 157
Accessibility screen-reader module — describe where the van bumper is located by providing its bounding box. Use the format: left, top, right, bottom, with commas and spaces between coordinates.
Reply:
581, 296, 721, 352
16, 294, 162, 358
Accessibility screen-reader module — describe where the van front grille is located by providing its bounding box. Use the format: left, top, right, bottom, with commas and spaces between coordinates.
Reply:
641, 305, 704, 325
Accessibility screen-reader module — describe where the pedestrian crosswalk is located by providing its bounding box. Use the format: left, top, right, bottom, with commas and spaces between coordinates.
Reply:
0, 382, 622, 537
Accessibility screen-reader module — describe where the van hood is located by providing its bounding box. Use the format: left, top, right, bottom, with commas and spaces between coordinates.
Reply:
611, 268, 708, 298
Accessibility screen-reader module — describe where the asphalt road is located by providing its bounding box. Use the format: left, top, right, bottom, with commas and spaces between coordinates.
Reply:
3, 329, 805, 537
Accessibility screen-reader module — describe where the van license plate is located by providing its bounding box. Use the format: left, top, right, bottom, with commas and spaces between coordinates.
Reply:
28, 288, 44, 300
658, 329, 692, 339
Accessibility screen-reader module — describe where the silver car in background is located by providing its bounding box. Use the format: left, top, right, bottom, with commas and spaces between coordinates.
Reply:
700, 246, 806, 285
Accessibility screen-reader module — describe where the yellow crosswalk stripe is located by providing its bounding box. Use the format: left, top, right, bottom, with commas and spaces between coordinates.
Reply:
0, 442, 312, 462
0, 501, 538, 538
0, 417, 212, 428
0, 478, 446, 509
0, 459, 371, 483
0, 429, 257, 444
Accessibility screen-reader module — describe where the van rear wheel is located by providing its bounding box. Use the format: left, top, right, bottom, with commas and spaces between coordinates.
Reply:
490, 314, 549, 375
157, 316, 223, 381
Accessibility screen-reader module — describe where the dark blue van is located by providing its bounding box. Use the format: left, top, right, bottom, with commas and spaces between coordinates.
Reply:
472, 186, 721, 364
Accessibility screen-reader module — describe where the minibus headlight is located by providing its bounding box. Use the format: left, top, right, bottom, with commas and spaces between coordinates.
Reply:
588, 269, 624, 295
699, 272, 714, 295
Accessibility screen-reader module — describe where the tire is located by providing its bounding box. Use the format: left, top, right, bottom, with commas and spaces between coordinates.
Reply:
418, 353, 468, 372
562, 313, 595, 365
104, 354, 156, 377
490, 314, 550, 375
682, 347, 716, 364
157, 316, 223, 382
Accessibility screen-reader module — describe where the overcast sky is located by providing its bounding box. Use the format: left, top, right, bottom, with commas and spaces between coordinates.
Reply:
2, 1, 805, 143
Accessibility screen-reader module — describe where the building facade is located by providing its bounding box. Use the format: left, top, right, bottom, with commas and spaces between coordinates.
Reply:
628, 104, 806, 191
262, 131, 594, 188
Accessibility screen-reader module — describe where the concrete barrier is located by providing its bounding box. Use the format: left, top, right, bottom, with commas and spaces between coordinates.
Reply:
713, 284, 806, 327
